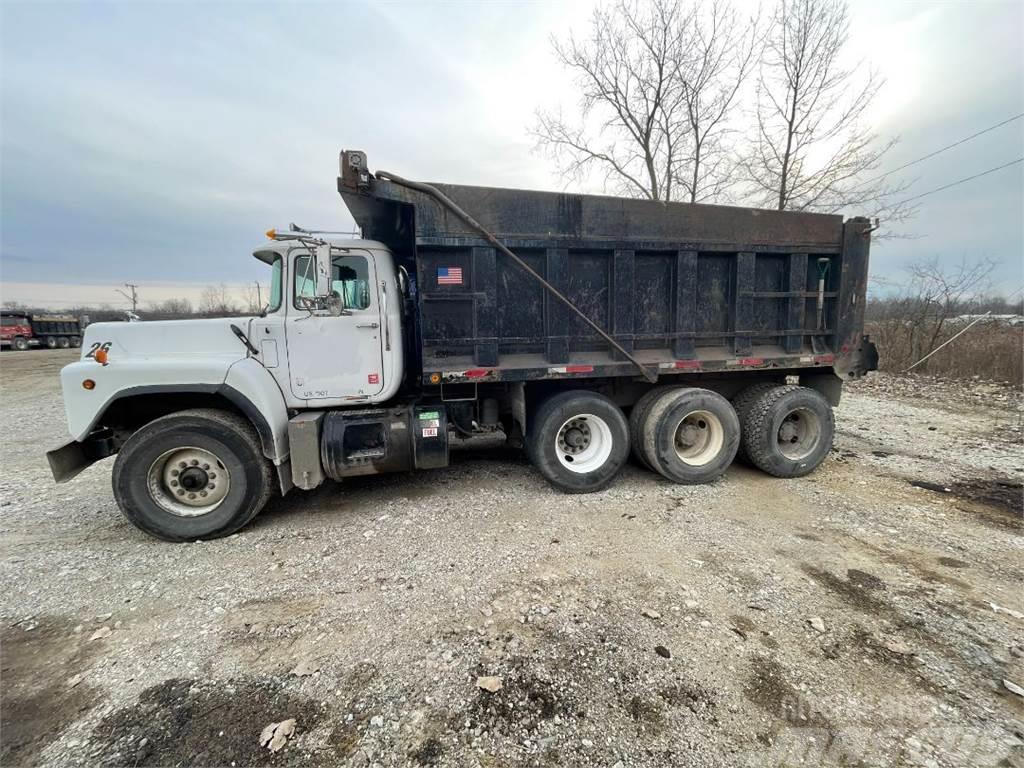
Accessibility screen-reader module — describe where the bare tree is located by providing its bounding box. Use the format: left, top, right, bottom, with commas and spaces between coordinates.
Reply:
867, 256, 998, 371
240, 283, 266, 314
673, 1, 761, 203
199, 284, 237, 316
533, 0, 692, 201
148, 297, 194, 316
743, 0, 909, 221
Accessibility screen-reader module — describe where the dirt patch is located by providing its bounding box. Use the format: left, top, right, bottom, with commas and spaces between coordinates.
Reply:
409, 736, 444, 766
743, 655, 830, 730
909, 478, 1023, 531
1, 617, 101, 766
90, 677, 330, 766
848, 629, 946, 699
468, 663, 573, 736
801, 565, 892, 617
846, 568, 886, 591
937, 557, 970, 569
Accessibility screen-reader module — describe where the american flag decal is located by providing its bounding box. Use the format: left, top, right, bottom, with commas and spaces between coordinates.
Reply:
437, 266, 463, 285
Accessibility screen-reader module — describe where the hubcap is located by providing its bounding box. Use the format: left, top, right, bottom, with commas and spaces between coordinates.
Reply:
776, 408, 821, 460
673, 409, 725, 466
147, 447, 230, 517
555, 414, 613, 473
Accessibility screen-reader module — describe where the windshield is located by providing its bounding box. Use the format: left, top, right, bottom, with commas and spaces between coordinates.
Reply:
267, 257, 283, 311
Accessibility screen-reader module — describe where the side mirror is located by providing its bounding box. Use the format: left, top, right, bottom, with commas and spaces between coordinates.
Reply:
324, 291, 346, 316
314, 243, 332, 298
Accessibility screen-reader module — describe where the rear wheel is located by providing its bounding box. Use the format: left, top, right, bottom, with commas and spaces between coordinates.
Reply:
526, 390, 629, 493
642, 388, 740, 484
112, 408, 273, 541
12, 337, 29, 351
628, 385, 679, 471
57, 336, 70, 348
731, 382, 781, 463
739, 385, 834, 478
70, 336, 82, 348
45, 337, 57, 349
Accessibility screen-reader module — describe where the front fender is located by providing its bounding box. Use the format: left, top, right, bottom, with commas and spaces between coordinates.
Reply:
61, 355, 241, 441
224, 357, 290, 462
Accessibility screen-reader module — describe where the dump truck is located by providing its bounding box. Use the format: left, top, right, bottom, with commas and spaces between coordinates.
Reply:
47, 149, 878, 541
1, 311, 83, 349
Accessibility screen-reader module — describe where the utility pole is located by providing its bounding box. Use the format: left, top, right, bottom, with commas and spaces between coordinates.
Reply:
116, 283, 139, 313
255, 281, 262, 308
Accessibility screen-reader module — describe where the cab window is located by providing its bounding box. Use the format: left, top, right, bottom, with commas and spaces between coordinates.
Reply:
294, 252, 372, 310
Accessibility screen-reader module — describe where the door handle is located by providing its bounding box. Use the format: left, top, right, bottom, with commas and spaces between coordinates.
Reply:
356, 322, 380, 329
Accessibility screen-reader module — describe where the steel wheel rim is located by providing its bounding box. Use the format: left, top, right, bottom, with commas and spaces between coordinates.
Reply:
555, 413, 613, 473
146, 447, 231, 517
673, 409, 724, 466
777, 407, 821, 460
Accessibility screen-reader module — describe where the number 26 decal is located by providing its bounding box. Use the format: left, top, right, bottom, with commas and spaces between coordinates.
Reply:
85, 342, 112, 359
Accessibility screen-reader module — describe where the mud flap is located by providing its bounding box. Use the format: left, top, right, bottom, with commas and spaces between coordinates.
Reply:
47, 430, 115, 483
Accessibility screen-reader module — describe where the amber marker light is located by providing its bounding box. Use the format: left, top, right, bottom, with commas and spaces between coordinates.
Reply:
265, 228, 276, 240
429, 373, 441, 384
82, 379, 96, 390
94, 348, 109, 365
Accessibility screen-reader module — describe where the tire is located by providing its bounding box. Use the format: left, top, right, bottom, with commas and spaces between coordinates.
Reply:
628, 385, 680, 471
112, 408, 273, 541
70, 336, 82, 348
526, 390, 630, 493
45, 337, 57, 349
740, 385, 834, 478
731, 382, 782, 463
12, 337, 29, 351
642, 388, 740, 484
57, 336, 70, 348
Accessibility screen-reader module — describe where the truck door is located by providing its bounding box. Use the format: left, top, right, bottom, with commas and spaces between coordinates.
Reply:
285, 248, 385, 401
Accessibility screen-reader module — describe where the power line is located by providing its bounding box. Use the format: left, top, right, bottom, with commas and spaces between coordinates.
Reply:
892, 157, 1023, 206
855, 112, 1024, 189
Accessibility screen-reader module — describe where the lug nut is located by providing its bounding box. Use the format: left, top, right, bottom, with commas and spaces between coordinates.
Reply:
177, 489, 185, 496
178, 461, 187, 469
188, 493, 196, 499
200, 491, 207, 497
208, 483, 215, 490
191, 459, 198, 466
209, 472, 217, 479
170, 480, 178, 487
171, 469, 179, 477
202, 463, 210, 470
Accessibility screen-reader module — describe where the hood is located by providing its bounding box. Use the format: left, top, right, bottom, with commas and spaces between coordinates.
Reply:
81, 317, 256, 361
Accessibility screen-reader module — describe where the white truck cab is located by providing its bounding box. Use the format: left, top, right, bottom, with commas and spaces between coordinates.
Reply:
48, 234, 408, 541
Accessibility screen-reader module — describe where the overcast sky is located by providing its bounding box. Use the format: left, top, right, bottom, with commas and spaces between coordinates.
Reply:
1, 0, 1022, 309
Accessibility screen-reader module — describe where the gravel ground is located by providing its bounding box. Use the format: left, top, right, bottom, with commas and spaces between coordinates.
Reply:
2, 349, 1022, 768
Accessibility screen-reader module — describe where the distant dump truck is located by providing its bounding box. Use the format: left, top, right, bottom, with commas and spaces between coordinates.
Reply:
0, 311, 83, 350
48, 149, 878, 541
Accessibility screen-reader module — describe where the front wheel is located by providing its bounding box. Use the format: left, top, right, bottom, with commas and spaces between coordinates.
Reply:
12, 337, 29, 351
526, 390, 630, 493
112, 409, 273, 541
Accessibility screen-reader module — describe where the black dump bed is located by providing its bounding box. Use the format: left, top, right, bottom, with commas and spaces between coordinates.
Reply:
338, 151, 877, 386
